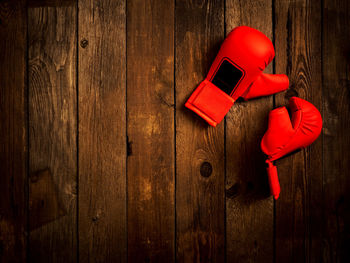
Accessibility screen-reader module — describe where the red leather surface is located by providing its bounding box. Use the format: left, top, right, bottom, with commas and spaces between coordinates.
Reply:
185, 26, 289, 126
261, 97, 323, 199
241, 73, 289, 100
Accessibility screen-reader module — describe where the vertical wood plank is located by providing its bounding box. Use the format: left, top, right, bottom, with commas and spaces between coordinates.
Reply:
0, 0, 27, 262
127, 0, 175, 261
323, 0, 350, 262
225, 1, 274, 262
175, 1, 225, 262
28, 3, 77, 262
78, 0, 126, 261
274, 0, 322, 262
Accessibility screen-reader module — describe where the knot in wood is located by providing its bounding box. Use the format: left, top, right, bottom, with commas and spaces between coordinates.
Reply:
80, 39, 88, 48
200, 162, 212, 177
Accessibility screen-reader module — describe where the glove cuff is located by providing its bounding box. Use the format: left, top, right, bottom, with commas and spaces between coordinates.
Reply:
266, 160, 280, 200
185, 79, 234, 127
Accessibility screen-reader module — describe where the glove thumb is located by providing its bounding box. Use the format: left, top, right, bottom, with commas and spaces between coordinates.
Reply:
242, 73, 289, 100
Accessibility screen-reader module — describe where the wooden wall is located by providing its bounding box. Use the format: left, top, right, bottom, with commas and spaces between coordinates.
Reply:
0, 0, 349, 262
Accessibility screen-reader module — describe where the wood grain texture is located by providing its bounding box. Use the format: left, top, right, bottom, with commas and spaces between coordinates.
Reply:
0, 0, 27, 262
78, 0, 126, 261
274, 0, 322, 262
28, 5, 77, 262
127, 0, 175, 261
224, 1, 274, 262
175, 1, 225, 262
323, 0, 350, 262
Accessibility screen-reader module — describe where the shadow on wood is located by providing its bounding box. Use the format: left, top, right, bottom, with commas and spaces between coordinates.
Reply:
28, 0, 75, 7
29, 169, 66, 230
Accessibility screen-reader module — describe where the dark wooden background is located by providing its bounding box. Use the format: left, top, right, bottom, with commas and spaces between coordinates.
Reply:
1, 0, 349, 262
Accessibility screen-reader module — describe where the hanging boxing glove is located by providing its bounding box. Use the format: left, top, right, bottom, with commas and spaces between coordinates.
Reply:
261, 97, 323, 199
185, 26, 289, 127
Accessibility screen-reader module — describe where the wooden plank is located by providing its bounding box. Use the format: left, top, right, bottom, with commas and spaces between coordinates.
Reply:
322, 0, 350, 262
274, 0, 322, 262
0, 0, 27, 262
78, 0, 126, 261
28, 4, 77, 262
225, 1, 274, 262
175, 1, 225, 262
126, 0, 175, 261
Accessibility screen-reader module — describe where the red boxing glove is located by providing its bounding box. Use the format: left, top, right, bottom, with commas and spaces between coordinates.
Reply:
185, 26, 289, 127
261, 97, 323, 199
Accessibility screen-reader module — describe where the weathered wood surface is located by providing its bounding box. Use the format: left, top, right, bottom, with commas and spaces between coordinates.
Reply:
28, 4, 77, 262
0, 0, 349, 262
323, 0, 350, 262
127, 0, 175, 261
0, 0, 27, 262
78, 0, 126, 261
274, 0, 323, 262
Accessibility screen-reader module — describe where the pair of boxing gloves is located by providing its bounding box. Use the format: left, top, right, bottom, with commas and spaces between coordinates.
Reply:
185, 26, 322, 199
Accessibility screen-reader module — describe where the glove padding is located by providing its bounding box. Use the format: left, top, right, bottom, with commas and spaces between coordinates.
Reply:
261, 97, 322, 199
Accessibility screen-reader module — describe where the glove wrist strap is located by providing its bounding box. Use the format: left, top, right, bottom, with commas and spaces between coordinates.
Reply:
266, 160, 280, 200
185, 80, 234, 127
